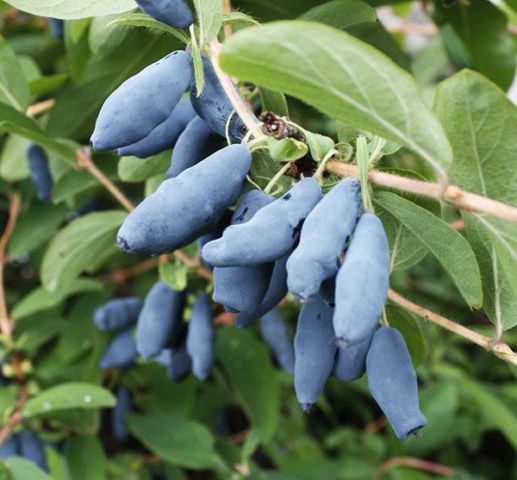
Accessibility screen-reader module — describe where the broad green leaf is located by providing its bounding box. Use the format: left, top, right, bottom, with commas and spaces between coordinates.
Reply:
250, 150, 292, 194
223, 11, 259, 27
375, 191, 482, 308
109, 13, 189, 44
64, 19, 91, 83
1, 457, 52, 480
12, 279, 101, 320
118, 151, 170, 182
299, 0, 409, 70
41, 210, 127, 292
8, 203, 68, 256
159, 262, 188, 292
29, 74, 68, 98
220, 21, 452, 177
460, 380, 517, 450
0, 134, 30, 181
435, 70, 517, 331
194, 0, 224, 46
127, 413, 220, 469
216, 327, 280, 442
65, 436, 107, 480
14, 315, 66, 355
259, 87, 289, 116
267, 137, 308, 162
434, 1, 516, 90
23, 383, 115, 418
4, 0, 137, 19
0, 36, 30, 111
0, 102, 76, 164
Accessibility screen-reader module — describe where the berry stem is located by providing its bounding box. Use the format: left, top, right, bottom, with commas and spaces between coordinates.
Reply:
388, 289, 517, 367
373, 456, 454, 480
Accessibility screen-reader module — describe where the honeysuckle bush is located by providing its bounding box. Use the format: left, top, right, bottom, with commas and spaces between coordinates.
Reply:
0, 0, 517, 479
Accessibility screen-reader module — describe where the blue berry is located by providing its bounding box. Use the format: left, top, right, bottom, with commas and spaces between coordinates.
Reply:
116, 97, 196, 158
136, 281, 186, 359
167, 344, 192, 383
260, 308, 294, 374
294, 294, 337, 411
91, 51, 192, 152
16, 430, 48, 472
49, 18, 64, 38
136, 0, 194, 29
333, 213, 390, 345
333, 329, 376, 382
166, 116, 224, 178
98, 328, 137, 370
27, 144, 52, 203
287, 179, 361, 300
117, 145, 251, 255
93, 297, 142, 331
190, 55, 251, 142
112, 386, 132, 443
186, 293, 215, 380
0, 435, 17, 458
366, 326, 427, 440
202, 178, 322, 267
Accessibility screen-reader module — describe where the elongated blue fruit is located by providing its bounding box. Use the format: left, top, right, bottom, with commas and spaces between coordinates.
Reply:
186, 293, 215, 380
99, 328, 137, 370
49, 18, 64, 38
118, 145, 251, 255
294, 295, 337, 411
236, 254, 288, 328
117, 98, 196, 158
260, 309, 294, 374
137, 281, 185, 359
287, 179, 361, 300
136, 0, 194, 29
213, 190, 275, 312
93, 297, 142, 331
166, 116, 224, 178
333, 329, 376, 382
17, 430, 48, 472
203, 178, 322, 267
27, 144, 52, 203
113, 386, 132, 442
91, 50, 192, 152
167, 344, 192, 383
366, 327, 427, 440
190, 55, 250, 142
0, 435, 17, 458
333, 213, 390, 345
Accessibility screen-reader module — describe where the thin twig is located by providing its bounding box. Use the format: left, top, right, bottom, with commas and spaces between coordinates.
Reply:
210, 39, 264, 140
76, 149, 135, 212
373, 456, 454, 480
327, 161, 517, 225
0, 193, 20, 341
387, 23, 439, 36
223, 0, 234, 39
26, 99, 55, 118
388, 289, 517, 367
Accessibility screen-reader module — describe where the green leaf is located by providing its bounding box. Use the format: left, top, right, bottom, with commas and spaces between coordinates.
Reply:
28, 74, 68, 98
304, 131, 335, 162
12, 279, 101, 320
249, 150, 292, 194
375, 191, 482, 308
223, 11, 259, 27
65, 436, 107, 480
220, 21, 452, 177
1, 457, 52, 480
127, 413, 220, 469
41, 210, 127, 292
159, 263, 188, 292
194, 0, 224, 46
118, 151, 170, 182
64, 19, 92, 83
23, 383, 115, 418
259, 87, 289, 116
434, 0, 516, 90
216, 327, 280, 442
109, 12, 189, 44
460, 380, 517, 450
0, 134, 30, 181
0, 36, 30, 111
267, 137, 308, 162
435, 70, 517, 331
5, 0, 137, 19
